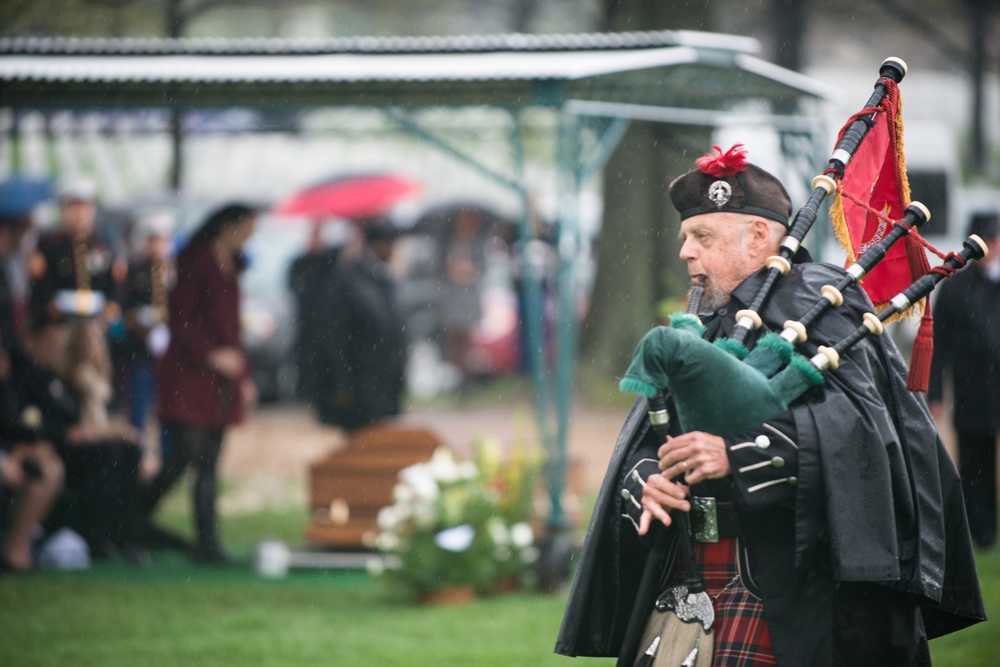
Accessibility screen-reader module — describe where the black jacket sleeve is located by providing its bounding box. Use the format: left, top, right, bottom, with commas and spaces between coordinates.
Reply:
725, 409, 798, 509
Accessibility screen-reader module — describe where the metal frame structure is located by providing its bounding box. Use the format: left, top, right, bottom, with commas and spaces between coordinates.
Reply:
0, 30, 839, 531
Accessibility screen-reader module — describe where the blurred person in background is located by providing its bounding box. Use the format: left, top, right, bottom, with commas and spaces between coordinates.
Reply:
1, 211, 65, 573
0, 211, 34, 344
288, 220, 345, 405
119, 211, 175, 476
59, 316, 147, 563
61, 318, 137, 444
144, 203, 257, 565
314, 217, 406, 432
8, 310, 147, 565
28, 177, 124, 322
439, 207, 484, 388
928, 211, 1000, 550
0, 426, 65, 574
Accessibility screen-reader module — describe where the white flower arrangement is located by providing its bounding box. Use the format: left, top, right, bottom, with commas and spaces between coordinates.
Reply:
369, 446, 538, 599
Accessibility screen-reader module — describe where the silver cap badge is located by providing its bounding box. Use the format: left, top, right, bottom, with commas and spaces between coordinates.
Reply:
707, 180, 732, 208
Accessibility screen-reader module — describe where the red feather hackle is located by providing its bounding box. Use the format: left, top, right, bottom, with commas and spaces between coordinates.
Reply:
695, 144, 749, 177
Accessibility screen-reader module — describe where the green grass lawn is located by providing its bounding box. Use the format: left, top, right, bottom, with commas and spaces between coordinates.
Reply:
929, 547, 1000, 666
0, 553, 573, 667
2, 506, 997, 666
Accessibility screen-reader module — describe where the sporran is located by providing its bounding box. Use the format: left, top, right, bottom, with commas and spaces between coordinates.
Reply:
634, 606, 713, 667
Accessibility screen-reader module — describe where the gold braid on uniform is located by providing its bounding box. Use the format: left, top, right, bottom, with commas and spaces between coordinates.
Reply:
73, 236, 90, 290
152, 258, 168, 323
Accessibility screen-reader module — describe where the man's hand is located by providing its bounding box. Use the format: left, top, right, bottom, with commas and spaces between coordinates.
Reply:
657, 431, 731, 485
637, 473, 690, 536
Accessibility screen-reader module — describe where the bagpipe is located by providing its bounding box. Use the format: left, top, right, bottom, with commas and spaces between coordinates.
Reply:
615, 57, 989, 667
619, 56, 988, 440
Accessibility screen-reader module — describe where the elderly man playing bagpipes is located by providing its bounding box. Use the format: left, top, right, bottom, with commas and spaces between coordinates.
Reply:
555, 59, 985, 667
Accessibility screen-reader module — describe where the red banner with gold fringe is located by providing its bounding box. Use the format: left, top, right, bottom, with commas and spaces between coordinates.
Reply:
829, 78, 931, 310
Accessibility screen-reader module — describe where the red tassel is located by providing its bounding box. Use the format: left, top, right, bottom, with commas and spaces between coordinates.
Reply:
695, 144, 749, 177
906, 299, 934, 392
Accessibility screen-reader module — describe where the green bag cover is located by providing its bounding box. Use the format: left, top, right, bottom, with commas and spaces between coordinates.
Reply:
769, 352, 826, 400
713, 337, 749, 361
667, 312, 706, 337
741, 332, 793, 377
619, 325, 825, 438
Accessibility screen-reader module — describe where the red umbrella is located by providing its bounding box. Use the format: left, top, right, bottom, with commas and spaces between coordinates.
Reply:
272, 173, 421, 220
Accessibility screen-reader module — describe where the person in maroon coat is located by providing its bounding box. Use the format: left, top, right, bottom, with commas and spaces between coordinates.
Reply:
145, 203, 257, 564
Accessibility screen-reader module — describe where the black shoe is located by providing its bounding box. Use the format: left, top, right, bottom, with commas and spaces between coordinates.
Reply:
191, 544, 235, 567
140, 522, 191, 553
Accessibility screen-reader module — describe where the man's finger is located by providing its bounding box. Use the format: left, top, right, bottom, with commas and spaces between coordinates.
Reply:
642, 499, 674, 529
642, 489, 691, 515
656, 437, 673, 460
646, 474, 687, 499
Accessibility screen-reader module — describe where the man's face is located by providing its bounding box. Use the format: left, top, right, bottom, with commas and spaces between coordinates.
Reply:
370, 238, 395, 263
60, 200, 96, 237
980, 234, 1000, 275
987, 234, 1000, 259
678, 212, 761, 311
146, 234, 170, 260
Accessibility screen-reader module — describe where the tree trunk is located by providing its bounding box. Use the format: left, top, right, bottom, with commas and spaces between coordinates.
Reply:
579, 0, 712, 380
166, 0, 185, 191
770, 0, 808, 73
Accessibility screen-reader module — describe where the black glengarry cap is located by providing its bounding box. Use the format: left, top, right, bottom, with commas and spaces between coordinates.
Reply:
669, 144, 792, 226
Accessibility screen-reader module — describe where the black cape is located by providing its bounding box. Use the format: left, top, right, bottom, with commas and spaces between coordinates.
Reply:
555, 261, 985, 664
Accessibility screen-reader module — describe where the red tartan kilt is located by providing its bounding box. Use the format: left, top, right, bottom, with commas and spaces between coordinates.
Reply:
683, 538, 777, 667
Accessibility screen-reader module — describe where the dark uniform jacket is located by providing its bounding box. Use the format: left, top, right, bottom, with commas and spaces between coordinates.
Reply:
120, 257, 172, 364
314, 249, 406, 432
29, 229, 117, 316
555, 261, 985, 666
927, 265, 1000, 432
5, 342, 80, 452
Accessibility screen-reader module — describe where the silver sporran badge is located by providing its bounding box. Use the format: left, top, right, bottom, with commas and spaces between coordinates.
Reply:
707, 180, 732, 208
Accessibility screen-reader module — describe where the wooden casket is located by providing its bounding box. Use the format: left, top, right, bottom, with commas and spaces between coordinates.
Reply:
306, 425, 441, 549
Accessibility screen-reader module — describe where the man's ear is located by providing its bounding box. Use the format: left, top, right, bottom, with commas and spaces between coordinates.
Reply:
747, 218, 772, 256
